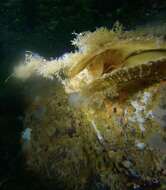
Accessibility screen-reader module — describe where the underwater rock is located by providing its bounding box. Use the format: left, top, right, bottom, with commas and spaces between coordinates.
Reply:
23, 80, 166, 190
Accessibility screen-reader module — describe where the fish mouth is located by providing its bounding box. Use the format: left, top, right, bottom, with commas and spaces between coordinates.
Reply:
68, 47, 166, 78
81, 58, 166, 99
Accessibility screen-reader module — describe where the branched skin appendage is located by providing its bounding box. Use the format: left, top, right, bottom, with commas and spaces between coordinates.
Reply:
83, 58, 166, 99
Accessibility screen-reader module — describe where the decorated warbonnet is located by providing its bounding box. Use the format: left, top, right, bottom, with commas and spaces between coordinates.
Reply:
14, 24, 166, 190
14, 24, 166, 92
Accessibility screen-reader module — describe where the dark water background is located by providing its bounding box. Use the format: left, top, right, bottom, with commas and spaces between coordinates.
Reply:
0, 1, 166, 189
